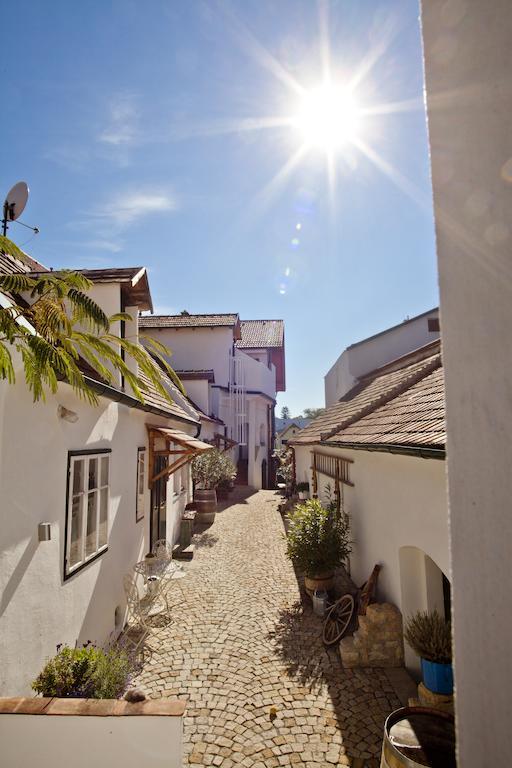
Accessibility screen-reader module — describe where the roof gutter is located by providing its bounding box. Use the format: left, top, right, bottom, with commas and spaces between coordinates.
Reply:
319, 440, 445, 461
83, 375, 199, 428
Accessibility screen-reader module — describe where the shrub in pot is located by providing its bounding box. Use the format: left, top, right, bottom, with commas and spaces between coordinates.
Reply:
296, 481, 310, 500
404, 609, 453, 695
285, 498, 351, 594
32, 642, 132, 699
191, 449, 237, 521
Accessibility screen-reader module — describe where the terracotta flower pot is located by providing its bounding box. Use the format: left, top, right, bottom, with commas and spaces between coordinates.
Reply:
304, 573, 335, 596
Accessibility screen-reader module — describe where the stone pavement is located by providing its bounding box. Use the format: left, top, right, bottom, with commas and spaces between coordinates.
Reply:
131, 488, 403, 767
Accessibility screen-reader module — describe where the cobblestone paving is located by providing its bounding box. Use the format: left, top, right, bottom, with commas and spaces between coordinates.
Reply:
132, 488, 402, 767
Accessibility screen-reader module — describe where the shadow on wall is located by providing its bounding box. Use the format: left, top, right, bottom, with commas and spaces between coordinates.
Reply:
399, 546, 451, 676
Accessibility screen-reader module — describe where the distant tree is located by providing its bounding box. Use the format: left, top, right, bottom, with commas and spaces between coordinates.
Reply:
303, 407, 325, 419
280, 405, 291, 419
0, 235, 183, 405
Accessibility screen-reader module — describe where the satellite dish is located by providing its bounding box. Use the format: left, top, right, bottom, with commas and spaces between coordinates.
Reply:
3, 181, 29, 223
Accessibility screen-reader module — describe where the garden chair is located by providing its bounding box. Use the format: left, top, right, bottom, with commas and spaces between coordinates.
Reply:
123, 574, 168, 631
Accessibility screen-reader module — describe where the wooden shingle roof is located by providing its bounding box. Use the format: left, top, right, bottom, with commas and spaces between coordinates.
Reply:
291, 341, 444, 451
235, 319, 284, 349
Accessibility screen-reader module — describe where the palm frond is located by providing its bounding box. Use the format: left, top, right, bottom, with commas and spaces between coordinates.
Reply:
0, 273, 36, 294
68, 289, 110, 331
0, 235, 30, 263
0, 341, 15, 384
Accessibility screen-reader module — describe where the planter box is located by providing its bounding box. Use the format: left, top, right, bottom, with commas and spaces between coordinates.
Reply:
421, 658, 454, 695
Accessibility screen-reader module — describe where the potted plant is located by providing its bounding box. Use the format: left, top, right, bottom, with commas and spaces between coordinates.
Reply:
32, 642, 132, 699
285, 498, 352, 594
216, 456, 237, 500
191, 449, 236, 522
296, 481, 310, 500
404, 609, 453, 695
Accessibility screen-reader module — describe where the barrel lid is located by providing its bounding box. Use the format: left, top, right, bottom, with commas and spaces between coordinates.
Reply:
386, 707, 456, 768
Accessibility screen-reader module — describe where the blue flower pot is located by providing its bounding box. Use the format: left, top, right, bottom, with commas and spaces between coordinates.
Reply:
421, 658, 453, 695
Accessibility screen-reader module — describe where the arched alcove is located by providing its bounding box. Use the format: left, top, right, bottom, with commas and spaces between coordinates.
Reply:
399, 546, 451, 675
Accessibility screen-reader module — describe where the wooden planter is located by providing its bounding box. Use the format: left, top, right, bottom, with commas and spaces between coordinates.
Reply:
194, 489, 217, 524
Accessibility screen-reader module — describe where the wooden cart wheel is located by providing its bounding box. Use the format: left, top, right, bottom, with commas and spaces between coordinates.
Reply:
322, 594, 355, 646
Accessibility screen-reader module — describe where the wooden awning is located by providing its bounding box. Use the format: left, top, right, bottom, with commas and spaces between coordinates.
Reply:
212, 432, 238, 453
146, 425, 213, 488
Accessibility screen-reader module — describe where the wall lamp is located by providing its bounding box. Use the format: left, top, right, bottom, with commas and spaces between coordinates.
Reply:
58, 405, 79, 423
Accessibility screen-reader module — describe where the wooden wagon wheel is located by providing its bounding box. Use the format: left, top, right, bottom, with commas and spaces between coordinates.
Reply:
322, 594, 355, 646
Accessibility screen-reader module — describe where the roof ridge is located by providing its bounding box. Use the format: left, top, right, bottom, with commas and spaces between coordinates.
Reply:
319, 354, 442, 442
359, 339, 441, 381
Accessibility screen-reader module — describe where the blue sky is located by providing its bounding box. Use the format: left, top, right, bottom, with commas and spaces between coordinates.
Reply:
2, 0, 438, 416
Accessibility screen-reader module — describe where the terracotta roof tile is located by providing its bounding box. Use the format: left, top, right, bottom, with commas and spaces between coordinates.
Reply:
326, 366, 445, 448
235, 319, 284, 348
291, 343, 442, 448
137, 369, 197, 423
139, 313, 239, 329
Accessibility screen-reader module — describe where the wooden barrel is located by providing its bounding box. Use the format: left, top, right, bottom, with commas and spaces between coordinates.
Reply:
194, 489, 217, 523
381, 706, 456, 768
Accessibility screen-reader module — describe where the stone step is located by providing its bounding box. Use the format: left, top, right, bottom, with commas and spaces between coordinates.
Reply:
172, 543, 195, 561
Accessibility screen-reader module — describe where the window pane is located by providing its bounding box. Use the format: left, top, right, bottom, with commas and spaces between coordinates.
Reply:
138, 452, 145, 495
70, 496, 83, 567
100, 456, 109, 487
88, 458, 98, 490
85, 491, 98, 557
98, 488, 108, 548
72, 460, 84, 495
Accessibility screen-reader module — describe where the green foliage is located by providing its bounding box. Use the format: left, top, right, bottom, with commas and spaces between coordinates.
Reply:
403, 609, 452, 664
32, 643, 132, 699
274, 447, 294, 494
296, 481, 310, 492
302, 407, 325, 419
191, 448, 237, 489
285, 498, 352, 577
280, 405, 291, 419
0, 237, 183, 404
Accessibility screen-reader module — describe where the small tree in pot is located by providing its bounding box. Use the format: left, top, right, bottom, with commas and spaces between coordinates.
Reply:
191, 449, 236, 522
285, 498, 351, 594
216, 454, 237, 500
404, 609, 453, 695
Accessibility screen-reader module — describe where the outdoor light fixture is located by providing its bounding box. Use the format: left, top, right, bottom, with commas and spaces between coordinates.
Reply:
38, 523, 51, 542
58, 404, 79, 423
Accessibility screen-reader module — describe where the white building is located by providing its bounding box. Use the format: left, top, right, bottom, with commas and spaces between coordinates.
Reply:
139, 315, 286, 489
291, 337, 449, 674
422, 2, 512, 762
275, 417, 311, 450
324, 307, 440, 407
0, 254, 212, 695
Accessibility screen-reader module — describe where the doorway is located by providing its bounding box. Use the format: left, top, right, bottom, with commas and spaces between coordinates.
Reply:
150, 455, 167, 549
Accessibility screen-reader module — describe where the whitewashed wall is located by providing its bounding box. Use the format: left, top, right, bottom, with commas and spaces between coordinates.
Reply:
143, 326, 234, 388
422, 1, 512, 763
294, 445, 450, 671
0, 702, 184, 768
0, 372, 195, 696
324, 310, 439, 406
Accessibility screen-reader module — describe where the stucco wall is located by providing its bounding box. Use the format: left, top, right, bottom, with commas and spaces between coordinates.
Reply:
143, 326, 234, 388
324, 311, 439, 406
0, 374, 194, 695
294, 445, 450, 671
422, 1, 512, 763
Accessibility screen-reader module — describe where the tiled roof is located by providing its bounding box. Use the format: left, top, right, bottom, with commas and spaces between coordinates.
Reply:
291, 341, 442, 448
175, 370, 215, 382
235, 319, 284, 348
139, 313, 239, 329
326, 366, 445, 448
26, 266, 145, 283
138, 369, 198, 424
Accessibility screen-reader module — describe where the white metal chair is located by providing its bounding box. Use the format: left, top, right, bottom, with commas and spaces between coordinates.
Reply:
123, 574, 167, 629
152, 538, 183, 575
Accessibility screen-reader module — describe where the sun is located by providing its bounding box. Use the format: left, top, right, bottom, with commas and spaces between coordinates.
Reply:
293, 83, 360, 152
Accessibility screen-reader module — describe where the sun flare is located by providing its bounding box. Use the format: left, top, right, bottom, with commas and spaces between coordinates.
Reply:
293, 84, 360, 152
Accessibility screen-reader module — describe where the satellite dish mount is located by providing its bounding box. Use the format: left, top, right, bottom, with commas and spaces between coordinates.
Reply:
2, 181, 30, 236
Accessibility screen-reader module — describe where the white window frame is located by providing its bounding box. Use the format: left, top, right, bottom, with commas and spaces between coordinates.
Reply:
136, 447, 146, 522
65, 450, 110, 579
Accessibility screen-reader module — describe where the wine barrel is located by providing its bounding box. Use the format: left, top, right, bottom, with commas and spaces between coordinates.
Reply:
381, 706, 456, 768
194, 489, 217, 524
